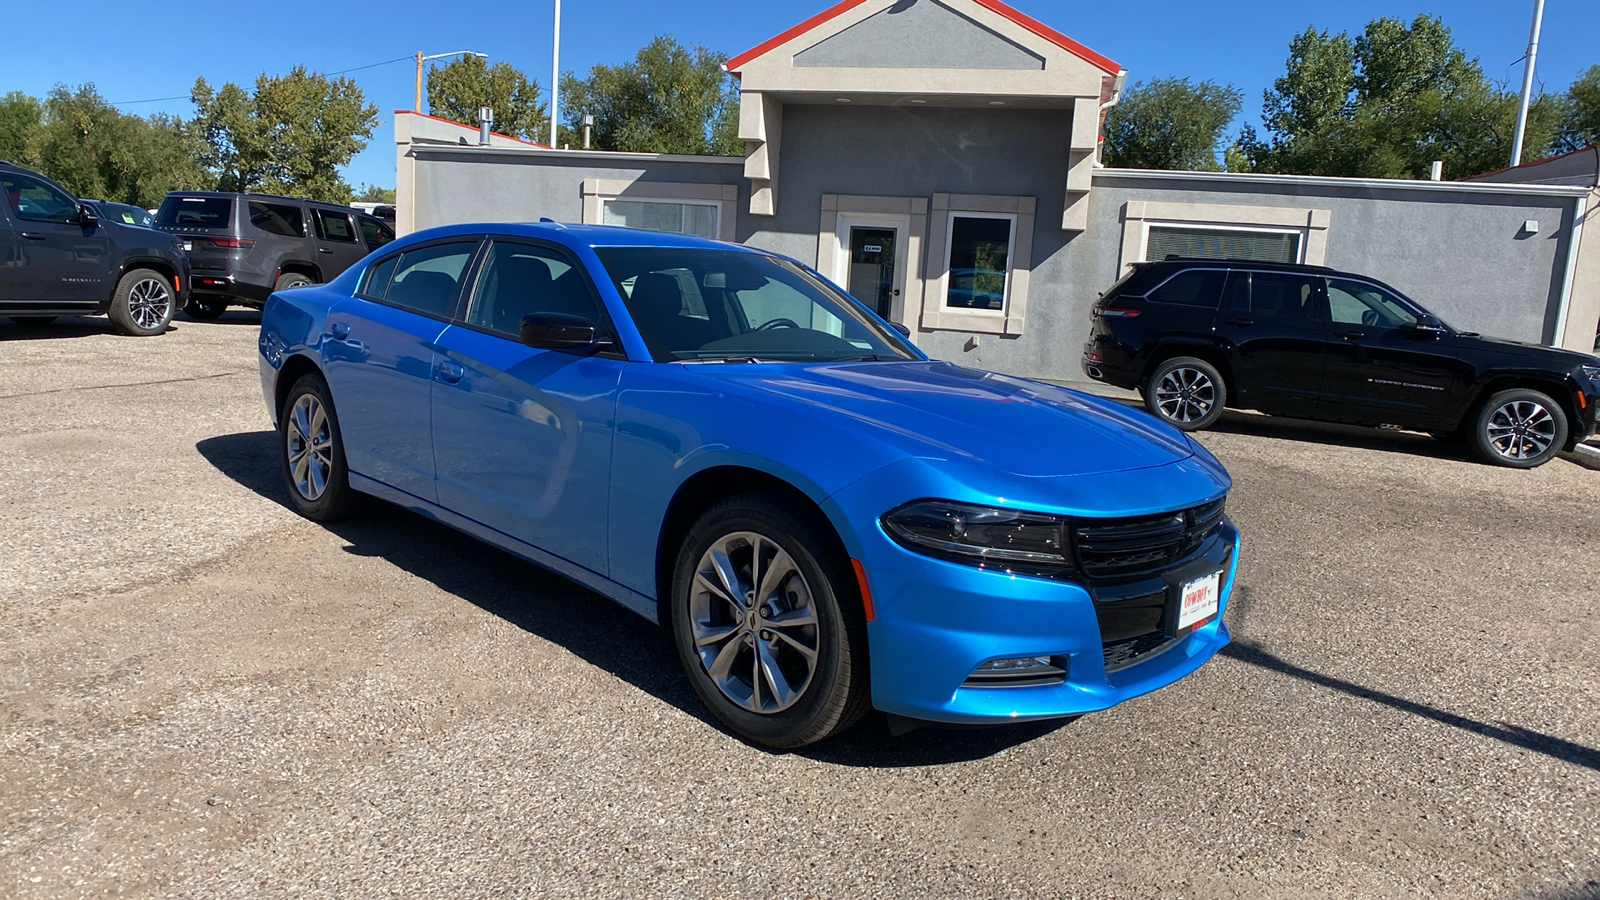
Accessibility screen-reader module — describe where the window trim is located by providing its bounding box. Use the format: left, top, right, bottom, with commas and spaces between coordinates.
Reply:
920, 193, 1036, 336
1143, 222, 1306, 265
581, 178, 738, 243
1118, 200, 1331, 276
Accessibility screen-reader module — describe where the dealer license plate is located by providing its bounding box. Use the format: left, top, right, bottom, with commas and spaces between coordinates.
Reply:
1177, 571, 1221, 631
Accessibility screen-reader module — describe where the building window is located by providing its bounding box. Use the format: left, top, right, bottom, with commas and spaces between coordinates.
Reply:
944, 213, 1015, 313
1146, 224, 1302, 264
601, 198, 720, 240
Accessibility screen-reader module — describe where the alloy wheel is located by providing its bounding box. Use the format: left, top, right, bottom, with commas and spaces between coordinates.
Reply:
1155, 367, 1217, 424
689, 531, 820, 714
128, 278, 172, 330
1485, 399, 1556, 461
286, 394, 334, 501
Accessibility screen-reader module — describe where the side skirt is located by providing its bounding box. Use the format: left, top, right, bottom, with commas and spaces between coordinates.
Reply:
349, 473, 661, 625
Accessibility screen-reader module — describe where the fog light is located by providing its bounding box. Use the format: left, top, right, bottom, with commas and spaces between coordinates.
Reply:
963, 655, 1067, 688
977, 656, 1052, 671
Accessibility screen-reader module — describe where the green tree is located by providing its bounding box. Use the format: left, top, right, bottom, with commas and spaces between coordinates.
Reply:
191, 67, 378, 203
1243, 16, 1558, 179
427, 56, 548, 141
28, 85, 207, 208
1102, 78, 1242, 171
354, 184, 396, 203
1555, 65, 1600, 153
561, 35, 741, 156
0, 91, 42, 165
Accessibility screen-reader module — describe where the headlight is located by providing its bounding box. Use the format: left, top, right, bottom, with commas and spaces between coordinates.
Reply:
882, 500, 1068, 570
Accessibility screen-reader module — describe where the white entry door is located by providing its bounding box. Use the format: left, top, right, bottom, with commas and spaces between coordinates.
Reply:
834, 214, 910, 326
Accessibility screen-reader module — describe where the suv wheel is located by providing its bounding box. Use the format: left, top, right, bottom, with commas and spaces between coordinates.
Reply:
670, 493, 870, 749
107, 269, 175, 336
279, 373, 360, 520
1470, 389, 1568, 468
184, 298, 228, 320
1145, 357, 1227, 431
275, 272, 314, 291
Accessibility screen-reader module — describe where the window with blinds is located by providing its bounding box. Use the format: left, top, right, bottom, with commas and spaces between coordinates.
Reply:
1145, 226, 1302, 264
602, 199, 719, 240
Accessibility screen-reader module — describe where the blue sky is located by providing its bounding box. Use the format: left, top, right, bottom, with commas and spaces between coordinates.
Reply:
5, 1, 1596, 189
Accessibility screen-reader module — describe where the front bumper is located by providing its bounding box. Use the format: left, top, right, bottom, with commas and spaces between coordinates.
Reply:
824, 457, 1237, 725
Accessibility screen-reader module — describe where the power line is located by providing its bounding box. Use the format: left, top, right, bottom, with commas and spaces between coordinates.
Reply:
108, 54, 416, 107
110, 95, 191, 106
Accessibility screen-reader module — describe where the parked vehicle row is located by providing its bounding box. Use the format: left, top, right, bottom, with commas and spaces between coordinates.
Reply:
1083, 257, 1600, 468
0, 160, 393, 332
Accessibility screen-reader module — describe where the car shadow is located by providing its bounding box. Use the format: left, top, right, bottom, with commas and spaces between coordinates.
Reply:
195, 430, 1057, 764
1, 316, 124, 340
179, 308, 263, 326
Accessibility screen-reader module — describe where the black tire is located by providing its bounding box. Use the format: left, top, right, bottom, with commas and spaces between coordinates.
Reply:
9, 316, 57, 326
275, 272, 315, 291
184, 297, 228, 320
670, 492, 870, 749
1469, 388, 1568, 468
279, 373, 360, 520
1144, 356, 1227, 431
106, 268, 175, 336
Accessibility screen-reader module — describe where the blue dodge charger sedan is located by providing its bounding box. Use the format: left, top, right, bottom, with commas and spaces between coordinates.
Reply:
258, 222, 1239, 748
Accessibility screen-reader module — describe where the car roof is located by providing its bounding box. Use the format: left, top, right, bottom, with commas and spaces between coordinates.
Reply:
397, 221, 765, 254
161, 189, 356, 210
1139, 257, 1343, 276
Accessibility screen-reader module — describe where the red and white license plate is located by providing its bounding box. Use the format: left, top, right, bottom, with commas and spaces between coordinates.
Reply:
1177, 571, 1221, 631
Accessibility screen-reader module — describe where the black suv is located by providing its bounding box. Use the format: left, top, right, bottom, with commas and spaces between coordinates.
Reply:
1, 161, 189, 336
1083, 258, 1600, 468
154, 191, 393, 319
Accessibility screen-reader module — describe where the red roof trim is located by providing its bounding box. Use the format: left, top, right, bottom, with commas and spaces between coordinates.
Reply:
726, 0, 1120, 76
1466, 145, 1596, 181
394, 110, 550, 148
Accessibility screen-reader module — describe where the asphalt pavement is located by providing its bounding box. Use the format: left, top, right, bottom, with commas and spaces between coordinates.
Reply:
2, 312, 1597, 899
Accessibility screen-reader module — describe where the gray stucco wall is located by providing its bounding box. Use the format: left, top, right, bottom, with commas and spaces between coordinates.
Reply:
794, 0, 1044, 70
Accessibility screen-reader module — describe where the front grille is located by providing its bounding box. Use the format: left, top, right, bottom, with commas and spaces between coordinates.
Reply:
1102, 632, 1177, 672
1072, 498, 1225, 578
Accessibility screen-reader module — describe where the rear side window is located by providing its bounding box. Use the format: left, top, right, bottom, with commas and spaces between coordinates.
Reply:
1146, 270, 1225, 308
158, 196, 232, 227
1247, 272, 1322, 323
314, 209, 356, 243
361, 255, 400, 298
375, 241, 478, 317
249, 202, 304, 237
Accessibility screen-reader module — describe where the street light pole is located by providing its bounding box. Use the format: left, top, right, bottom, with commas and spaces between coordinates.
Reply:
1510, 0, 1547, 168
550, 0, 561, 148
414, 50, 490, 114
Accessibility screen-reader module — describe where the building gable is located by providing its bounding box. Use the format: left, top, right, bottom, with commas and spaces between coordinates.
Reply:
793, 0, 1045, 71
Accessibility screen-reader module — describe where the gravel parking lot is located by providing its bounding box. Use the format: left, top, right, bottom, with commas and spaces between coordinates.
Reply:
2, 313, 1597, 899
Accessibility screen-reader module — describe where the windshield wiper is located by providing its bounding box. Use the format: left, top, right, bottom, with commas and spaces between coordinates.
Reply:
680, 356, 778, 364
829, 354, 895, 362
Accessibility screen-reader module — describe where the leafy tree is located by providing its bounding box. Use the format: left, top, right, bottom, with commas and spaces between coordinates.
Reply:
1102, 78, 1242, 171
561, 36, 741, 156
1240, 16, 1559, 179
1555, 65, 1600, 153
0, 91, 42, 165
26, 85, 206, 208
427, 56, 548, 142
354, 184, 396, 203
191, 67, 378, 203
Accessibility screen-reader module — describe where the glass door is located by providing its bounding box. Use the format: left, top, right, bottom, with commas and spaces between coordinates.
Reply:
845, 226, 897, 319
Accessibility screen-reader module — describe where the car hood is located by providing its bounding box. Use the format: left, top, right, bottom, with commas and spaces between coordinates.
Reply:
685, 360, 1195, 478
1458, 333, 1600, 368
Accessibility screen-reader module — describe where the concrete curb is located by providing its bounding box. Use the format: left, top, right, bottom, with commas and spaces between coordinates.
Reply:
1560, 442, 1600, 471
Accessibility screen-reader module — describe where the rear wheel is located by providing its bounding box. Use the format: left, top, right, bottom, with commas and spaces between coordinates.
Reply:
670, 493, 870, 749
275, 272, 314, 292
1470, 388, 1568, 468
107, 269, 175, 336
184, 297, 228, 320
1145, 357, 1226, 431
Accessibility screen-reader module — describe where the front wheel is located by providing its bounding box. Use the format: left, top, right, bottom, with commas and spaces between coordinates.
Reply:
670, 493, 870, 749
279, 373, 360, 520
1470, 389, 1568, 468
107, 269, 175, 336
1145, 357, 1227, 431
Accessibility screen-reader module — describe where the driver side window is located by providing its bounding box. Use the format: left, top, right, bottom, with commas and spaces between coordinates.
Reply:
1326, 278, 1417, 329
1, 172, 79, 223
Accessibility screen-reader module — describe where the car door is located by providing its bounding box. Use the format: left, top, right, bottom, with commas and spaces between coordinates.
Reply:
1219, 269, 1332, 415
311, 207, 368, 279
1316, 276, 1467, 426
430, 238, 624, 576
0, 169, 111, 309
357, 215, 394, 253
321, 239, 482, 503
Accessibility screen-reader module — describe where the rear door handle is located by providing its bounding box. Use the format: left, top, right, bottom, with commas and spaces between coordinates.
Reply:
329, 321, 351, 340
436, 360, 464, 384
19, 232, 46, 240
1225, 318, 1254, 327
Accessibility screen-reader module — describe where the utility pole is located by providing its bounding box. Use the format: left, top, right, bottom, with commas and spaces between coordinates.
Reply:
415, 50, 489, 114
1510, 0, 1547, 168
550, 0, 562, 148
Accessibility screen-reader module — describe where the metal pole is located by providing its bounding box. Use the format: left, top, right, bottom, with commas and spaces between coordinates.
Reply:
549, 0, 561, 148
1510, 0, 1546, 168
415, 51, 424, 112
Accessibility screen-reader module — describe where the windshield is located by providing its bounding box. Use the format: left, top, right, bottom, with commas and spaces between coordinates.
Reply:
594, 246, 918, 362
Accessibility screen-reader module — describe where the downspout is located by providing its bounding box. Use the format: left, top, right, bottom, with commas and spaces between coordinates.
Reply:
1093, 70, 1127, 168
1551, 189, 1589, 348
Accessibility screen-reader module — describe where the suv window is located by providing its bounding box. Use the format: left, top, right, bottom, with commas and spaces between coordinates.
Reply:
357, 215, 393, 249
2, 171, 79, 223
249, 201, 304, 237
1326, 277, 1418, 329
378, 241, 477, 317
157, 196, 232, 227
314, 209, 356, 243
466, 241, 602, 337
1146, 270, 1225, 308
1247, 271, 1321, 324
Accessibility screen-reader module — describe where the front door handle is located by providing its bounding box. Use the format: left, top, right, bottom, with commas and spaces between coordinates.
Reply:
329, 321, 351, 340
1336, 330, 1364, 340
19, 232, 46, 240
318, 248, 334, 254
1225, 318, 1254, 327
436, 360, 465, 384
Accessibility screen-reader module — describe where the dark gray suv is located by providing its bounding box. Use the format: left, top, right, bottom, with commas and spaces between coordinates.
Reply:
1, 161, 190, 336
154, 191, 394, 319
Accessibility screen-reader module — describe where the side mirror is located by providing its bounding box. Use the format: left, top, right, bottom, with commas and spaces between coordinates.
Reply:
889, 321, 911, 338
77, 204, 99, 227
1407, 321, 1447, 340
519, 312, 610, 351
